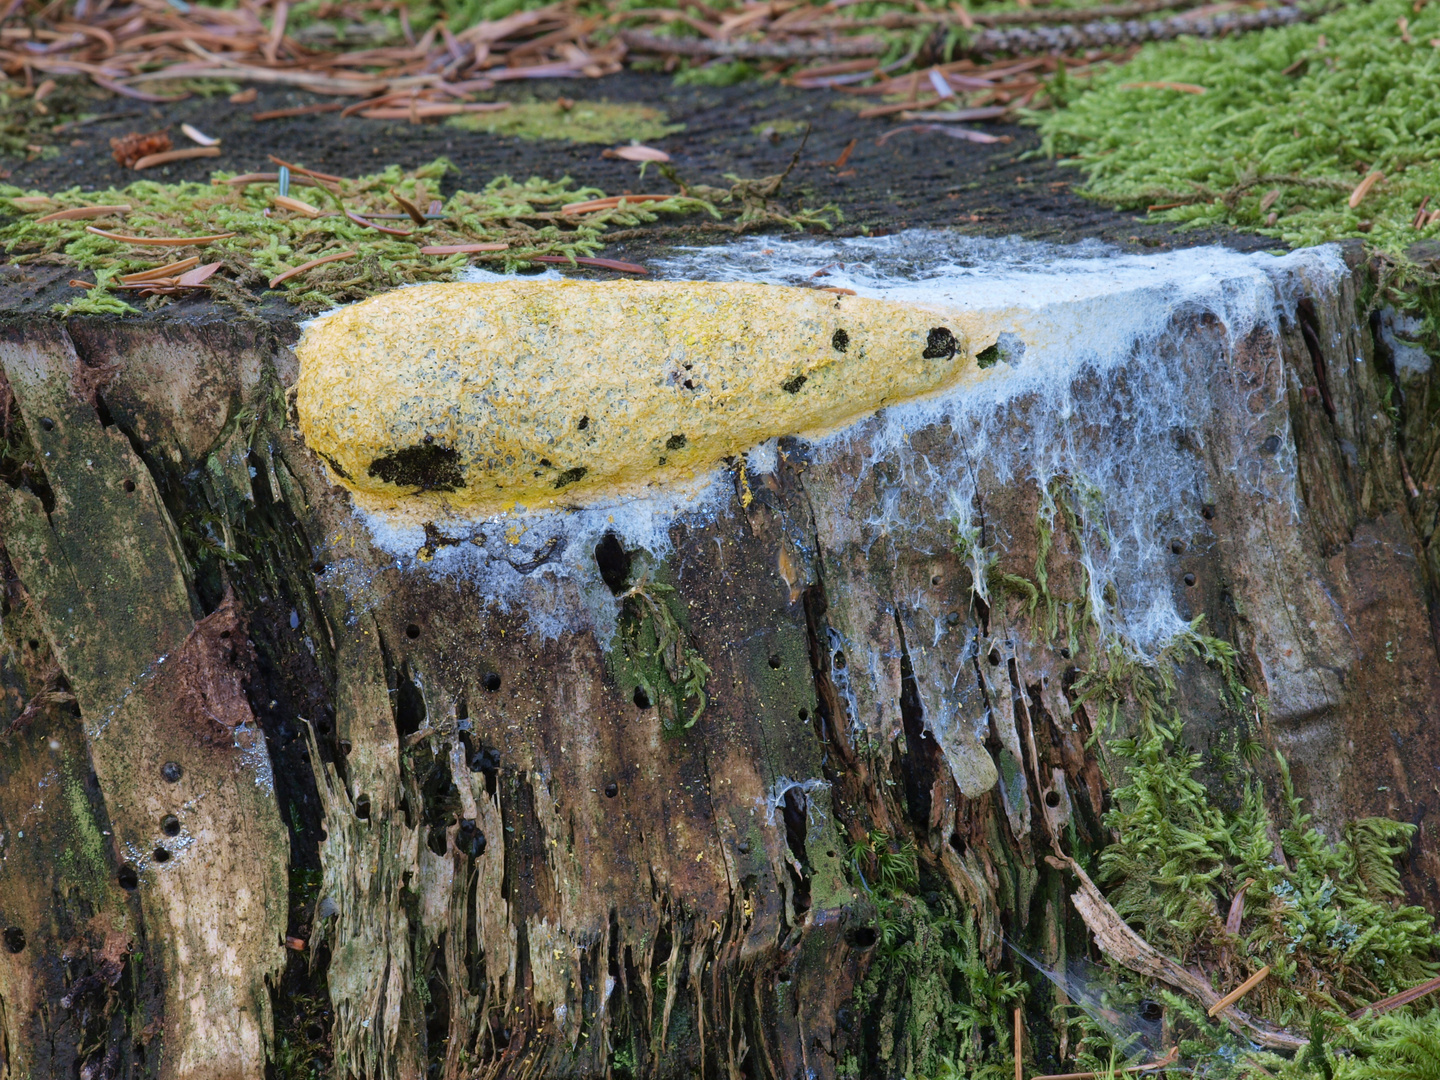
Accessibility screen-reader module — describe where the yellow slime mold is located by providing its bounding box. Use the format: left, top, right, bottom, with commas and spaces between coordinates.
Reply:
295, 279, 971, 515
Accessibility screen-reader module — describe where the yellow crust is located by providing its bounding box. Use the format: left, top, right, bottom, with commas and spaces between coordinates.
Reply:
295, 279, 971, 514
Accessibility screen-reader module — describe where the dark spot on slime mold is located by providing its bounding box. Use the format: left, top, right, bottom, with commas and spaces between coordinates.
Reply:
782, 374, 808, 394
923, 327, 958, 361
975, 343, 1001, 369
554, 466, 587, 489
161, 761, 182, 783
368, 443, 465, 492
577, 415, 589, 430
317, 452, 352, 482
831, 328, 849, 352
666, 434, 687, 451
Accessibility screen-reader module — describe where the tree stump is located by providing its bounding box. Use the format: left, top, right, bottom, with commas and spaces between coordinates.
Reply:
2, 233, 1439, 1080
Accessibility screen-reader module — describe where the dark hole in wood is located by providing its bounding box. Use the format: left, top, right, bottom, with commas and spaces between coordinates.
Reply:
161, 761, 182, 783
340, 740, 352, 756
118, 864, 139, 890
1045, 790, 1061, 808
457, 818, 486, 856
1140, 1000, 1164, 1022
949, 832, 967, 857
122, 479, 136, 493
846, 926, 877, 949
798, 709, 808, 721
152, 847, 171, 863
1202, 502, 1216, 520
427, 826, 448, 856
482, 672, 502, 693
1184, 573, 1197, 587
832, 650, 846, 671
633, 684, 651, 709
306, 1023, 325, 1042
594, 532, 631, 595
2, 927, 24, 953
468, 746, 500, 775
40, 417, 54, 431
768, 654, 781, 669
605, 782, 618, 798
355, 794, 371, 820
406, 623, 420, 639
312, 561, 326, 574
160, 814, 180, 837
988, 648, 1001, 666
1171, 539, 1185, 554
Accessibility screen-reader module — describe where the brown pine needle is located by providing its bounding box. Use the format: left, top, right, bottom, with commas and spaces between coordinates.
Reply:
132, 146, 222, 170
35, 204, 130, 223
1349, 170, 1384, 208
86, 227, 236, 246
252, 103, 345, 122
269, 250, 359, 289
418, 243, 509, 255
1209, 965, 1271, 1017
561, 194, 675, 214
120, 257, 200, 283
1120, 80, 1207, 93
273, 195, 324, 218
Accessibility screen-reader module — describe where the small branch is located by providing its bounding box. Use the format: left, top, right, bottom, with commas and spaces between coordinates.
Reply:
619, 29, 883, 58
1349, 973, 1440, 1020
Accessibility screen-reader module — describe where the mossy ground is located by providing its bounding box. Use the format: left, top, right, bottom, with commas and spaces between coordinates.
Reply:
1036, 0, 1440, 256
447, 99, 682, 143
0, 160, 715, 314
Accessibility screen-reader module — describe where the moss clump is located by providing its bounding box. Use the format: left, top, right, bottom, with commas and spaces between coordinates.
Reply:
844, 830, 1025, 1080
1036, 0, 1440, 253
448, 99, 682, 143
0, 159, 712, 314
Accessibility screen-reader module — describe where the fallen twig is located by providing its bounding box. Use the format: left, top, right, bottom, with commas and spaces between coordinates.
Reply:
1058, 856, 1308, 1052
1349, 973, 1440, 1020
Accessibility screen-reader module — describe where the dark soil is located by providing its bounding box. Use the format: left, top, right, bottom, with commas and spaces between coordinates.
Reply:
0, 70, 1276, 317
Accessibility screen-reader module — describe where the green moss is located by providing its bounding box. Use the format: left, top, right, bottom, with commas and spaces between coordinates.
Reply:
751, 119, 808, 137
615, 569, 711, 734
1036, 0, 1440, 253
847, 829, 1024, 1080
0, 160, 714, 314
448, 99, 683, 143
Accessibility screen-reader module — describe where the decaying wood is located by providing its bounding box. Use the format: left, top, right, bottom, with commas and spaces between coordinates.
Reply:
1060, 856, 1304, 1051
3, 239, 1440, 1079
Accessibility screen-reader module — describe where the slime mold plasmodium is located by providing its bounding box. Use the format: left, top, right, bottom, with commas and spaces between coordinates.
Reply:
295, 279, 974, 515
